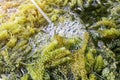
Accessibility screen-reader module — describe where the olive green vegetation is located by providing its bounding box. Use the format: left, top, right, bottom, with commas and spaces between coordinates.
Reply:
71, 32, 90, 80
0, 0, 120, 80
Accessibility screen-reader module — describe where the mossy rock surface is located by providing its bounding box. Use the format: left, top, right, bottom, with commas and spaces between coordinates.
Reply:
0, 0, 120, 80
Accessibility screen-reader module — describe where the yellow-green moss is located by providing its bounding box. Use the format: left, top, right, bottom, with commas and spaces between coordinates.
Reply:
71, 32, 89, 80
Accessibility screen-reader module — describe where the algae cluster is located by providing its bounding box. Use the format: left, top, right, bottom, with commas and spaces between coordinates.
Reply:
0, 0, 120, 80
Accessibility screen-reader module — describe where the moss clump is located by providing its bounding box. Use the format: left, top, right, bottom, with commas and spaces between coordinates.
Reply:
26, 35, 78, 80
98, 28, 120, 38
71, 32, 89, 80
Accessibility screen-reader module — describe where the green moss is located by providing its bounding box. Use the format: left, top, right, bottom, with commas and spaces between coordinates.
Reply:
41, 39, 58, 54
94, 55, 104, 72
21, 74, 29, 80
26, 35, 77, 80
0, 0, 120, 79
89, 74, 97, 80
86, 51, 95, 69
27, 63, 45, 80
96, 18, 117, 28
6, 36, 17, 48
0, 30, 9, 41
71, 32, 89, 80
99, 28, 120, 38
